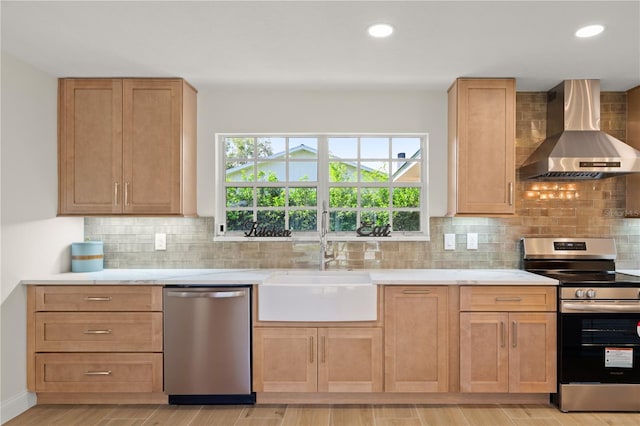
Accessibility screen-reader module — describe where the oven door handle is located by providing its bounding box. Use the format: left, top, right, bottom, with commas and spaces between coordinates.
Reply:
561, 302, 640, 313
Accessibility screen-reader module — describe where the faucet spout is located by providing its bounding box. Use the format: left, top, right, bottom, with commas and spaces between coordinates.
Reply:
319, 201, 334, 271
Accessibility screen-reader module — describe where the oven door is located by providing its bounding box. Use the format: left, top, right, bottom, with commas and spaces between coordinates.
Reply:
560, 309, 640, 384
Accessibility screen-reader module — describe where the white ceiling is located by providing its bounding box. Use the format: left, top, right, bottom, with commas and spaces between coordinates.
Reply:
2, 1, 639, 92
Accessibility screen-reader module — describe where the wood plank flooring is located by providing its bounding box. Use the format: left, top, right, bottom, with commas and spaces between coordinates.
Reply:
4, 403, 640, 426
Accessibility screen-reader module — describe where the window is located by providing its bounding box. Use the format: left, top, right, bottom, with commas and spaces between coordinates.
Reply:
214, 134, 429, 241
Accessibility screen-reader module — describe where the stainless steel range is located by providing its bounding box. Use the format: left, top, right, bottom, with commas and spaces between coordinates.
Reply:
523, 237, 640, 412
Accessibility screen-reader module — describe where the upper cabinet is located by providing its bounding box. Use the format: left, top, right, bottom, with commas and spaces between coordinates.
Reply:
448, 78, 516, 215
626, 85, 640, 217
58, 78, 197, 216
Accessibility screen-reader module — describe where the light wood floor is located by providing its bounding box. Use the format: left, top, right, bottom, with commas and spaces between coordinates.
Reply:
4, 404, 640, 426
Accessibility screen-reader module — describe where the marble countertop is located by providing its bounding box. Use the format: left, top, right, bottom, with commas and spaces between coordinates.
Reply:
21, 268, 558, 286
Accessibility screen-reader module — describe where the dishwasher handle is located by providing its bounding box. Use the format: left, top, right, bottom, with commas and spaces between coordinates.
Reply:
166, 290, 246, 299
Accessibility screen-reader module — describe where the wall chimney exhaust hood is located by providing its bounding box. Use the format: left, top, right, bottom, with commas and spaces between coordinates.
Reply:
519, 80, 640, 180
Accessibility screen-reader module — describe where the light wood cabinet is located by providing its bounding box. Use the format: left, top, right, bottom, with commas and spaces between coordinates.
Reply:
448, 78, 516, 215
626, 85, 640, 217
58, 78, 197, 216
35, 312, 163, 352
34, 285, 162, 311
27, 285, 165, 401
459, 286, 556, 393
384, 286, 449, 392
253, 327, 383, 393
34, 353, 163, 393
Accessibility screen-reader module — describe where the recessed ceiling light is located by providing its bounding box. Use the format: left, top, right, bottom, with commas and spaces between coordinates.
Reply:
367, 23, 394, 38
575, 24, 605, 38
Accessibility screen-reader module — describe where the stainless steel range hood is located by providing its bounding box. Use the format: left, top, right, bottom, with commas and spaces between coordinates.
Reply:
519, 79, 640, 180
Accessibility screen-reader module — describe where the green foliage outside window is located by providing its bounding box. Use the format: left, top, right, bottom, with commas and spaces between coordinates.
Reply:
223, 137, 423, 234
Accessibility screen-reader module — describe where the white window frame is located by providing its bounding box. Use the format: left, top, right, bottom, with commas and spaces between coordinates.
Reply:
214, 133, 429, 242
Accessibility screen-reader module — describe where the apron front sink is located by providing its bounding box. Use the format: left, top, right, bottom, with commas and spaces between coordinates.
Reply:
258, 271, 377, 322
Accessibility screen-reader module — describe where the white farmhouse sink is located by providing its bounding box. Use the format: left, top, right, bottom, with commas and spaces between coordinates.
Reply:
258, 271, 377, 322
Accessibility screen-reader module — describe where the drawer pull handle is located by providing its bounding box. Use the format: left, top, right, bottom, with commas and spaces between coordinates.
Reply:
508, 182, 514, 206
83, 329, 112, 335
84, 297, 112, 302
495, 297, 522, 302
166, 291, 245, 299
84, 370, 112, 376
403, 290, 432, 294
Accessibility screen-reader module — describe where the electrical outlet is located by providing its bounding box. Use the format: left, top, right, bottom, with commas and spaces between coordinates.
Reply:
444, 233, 456, 250
467, 233, 478, 250
155, 233, 167, 250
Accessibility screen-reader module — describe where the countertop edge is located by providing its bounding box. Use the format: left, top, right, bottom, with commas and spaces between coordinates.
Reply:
20, 268, 559, 286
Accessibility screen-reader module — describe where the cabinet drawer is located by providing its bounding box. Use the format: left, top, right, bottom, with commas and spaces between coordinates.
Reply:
35, 286, 162, 311
35, 353, 162, 393
35, 312, 163, 352
460, 286, 556, 312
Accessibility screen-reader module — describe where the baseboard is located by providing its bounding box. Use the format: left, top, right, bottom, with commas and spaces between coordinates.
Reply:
256, 392, 552, 405
1, 390, 36, 424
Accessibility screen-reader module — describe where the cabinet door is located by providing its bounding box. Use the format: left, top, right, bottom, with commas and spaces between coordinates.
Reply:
384, 287, 449, 392
626, 85, 640, 217
58, 79, 123, 214
122, 79, 182, 214
253, 328, 317, 392
449, 78, 515, 215
460, 312, 509, 393
509, 312, 557, 393
317, 328, 383, 393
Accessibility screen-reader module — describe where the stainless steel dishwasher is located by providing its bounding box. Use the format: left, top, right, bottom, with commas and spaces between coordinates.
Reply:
163, 286, 255, 404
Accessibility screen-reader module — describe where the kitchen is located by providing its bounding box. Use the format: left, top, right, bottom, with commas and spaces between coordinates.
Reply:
2, 1, 640, 425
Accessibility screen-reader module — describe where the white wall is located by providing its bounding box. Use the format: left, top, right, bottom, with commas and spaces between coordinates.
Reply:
0, 52, 84, 423
195, 86, 448, 217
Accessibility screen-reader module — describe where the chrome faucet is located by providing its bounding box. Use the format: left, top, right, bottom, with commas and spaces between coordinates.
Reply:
320, 201, 335, 270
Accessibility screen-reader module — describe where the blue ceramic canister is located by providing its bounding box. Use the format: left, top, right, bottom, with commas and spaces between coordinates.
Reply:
71, 241, 104, 272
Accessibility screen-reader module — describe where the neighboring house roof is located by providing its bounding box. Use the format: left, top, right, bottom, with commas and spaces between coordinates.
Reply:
225, 143, 420, 181
392, 149, 422, 182
225, 144, 319, 176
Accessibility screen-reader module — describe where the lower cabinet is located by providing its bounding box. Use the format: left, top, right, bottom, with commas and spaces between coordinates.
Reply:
384, 286, 449, 392
27, 285, 164, 401
459, 286, 557, 393
253, 327, 383, 393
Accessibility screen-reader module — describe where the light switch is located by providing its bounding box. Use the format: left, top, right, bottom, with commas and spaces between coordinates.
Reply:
467, 233, 478, 250
155, 233, 167, 250
444, 233, 456, 250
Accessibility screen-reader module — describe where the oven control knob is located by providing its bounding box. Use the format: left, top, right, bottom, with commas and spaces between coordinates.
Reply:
587, 289, 596, 299
575, 289, 586, 298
